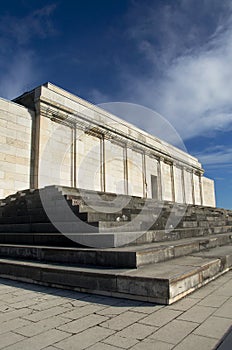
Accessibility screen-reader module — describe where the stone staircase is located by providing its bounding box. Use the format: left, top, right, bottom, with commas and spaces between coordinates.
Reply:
0, 185, 231, 304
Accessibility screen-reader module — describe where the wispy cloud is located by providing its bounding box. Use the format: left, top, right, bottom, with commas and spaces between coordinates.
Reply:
111, 0, 232, 141
0, 4, 57, 46
194, 145, 232, 168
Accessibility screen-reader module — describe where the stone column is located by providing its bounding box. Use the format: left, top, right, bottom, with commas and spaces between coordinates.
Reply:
30, 101, 41, 189
199, 173, 204, 205
191, 170, 195, 205
72, 126, 77, 188
181, 166, 186, 204
171, 162, 175, 202
157, 157, 163, 200
123, 146, 128, 195
100, 136, 106, 192
142, 152, 147, 198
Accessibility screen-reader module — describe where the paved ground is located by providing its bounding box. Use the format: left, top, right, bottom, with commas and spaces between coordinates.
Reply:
0, 271, 231, 350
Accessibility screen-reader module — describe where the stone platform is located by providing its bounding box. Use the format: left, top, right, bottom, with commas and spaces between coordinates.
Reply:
0, 186, 231, 304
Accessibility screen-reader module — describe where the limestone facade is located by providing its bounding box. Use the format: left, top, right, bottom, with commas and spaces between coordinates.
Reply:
0, 82, 216, 207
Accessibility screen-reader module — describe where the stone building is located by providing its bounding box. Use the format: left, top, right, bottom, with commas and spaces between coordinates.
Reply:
0, 82, 215, 206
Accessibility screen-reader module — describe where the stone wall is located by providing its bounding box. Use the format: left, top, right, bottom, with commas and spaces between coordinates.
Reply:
202, 177, 216, 207
0, 82, 216, 208
0, 98, 33, 198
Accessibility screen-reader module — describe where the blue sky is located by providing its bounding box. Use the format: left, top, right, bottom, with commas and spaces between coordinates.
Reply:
0, 0, 231, 209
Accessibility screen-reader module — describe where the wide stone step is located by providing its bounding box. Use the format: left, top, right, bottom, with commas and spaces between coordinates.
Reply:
0, 233, 231, 268
0, 244, 231, 304
0, 212, 88, 224
0, 221, 99, 234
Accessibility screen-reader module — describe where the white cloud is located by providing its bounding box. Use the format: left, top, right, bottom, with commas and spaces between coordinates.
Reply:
121, 0, 232, 140
194, 146, 232, 168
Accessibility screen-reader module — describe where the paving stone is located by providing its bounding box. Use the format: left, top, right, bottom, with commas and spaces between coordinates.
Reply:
214, 280, 232, 297
0, 287, 15, 295
86, 342, 121, 350
130, 339, 174, 350
0, 307, 33, 323
0, 317, 32, 334
29, 298, 71, 311
139, 309, 181, 327
149, 319, 198, 344
117, 322, 155, 340
3, 291, 38, 303
177, 305, 215, 323
22, 306, 69, 322
61, 304, 106, 319
167, 297, 199, 311
0, 305, 15, 313
55, 325, 114, 350
15, 315, 69, 337
63, 298, 90, 308
187, 285, 218, 299
57, 314, 108, 334
0, 331, 25, 349
3, 329, 70, 350
8, 298, 43, 309
211, 297, 232, 319
103, 334, 139, 349
173, 334, 218, 350
97, 306, 134, 317
131, 303, 163, 314
100, 311, 146, 331
198, 293, 230, 308
193, 315, 232, 339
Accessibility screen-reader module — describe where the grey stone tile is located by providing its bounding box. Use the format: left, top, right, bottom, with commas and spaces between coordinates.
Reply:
173, 334, 218, 350
29, 298, 71, 311
198, 293, 230, 308
8, 298, 43, 310
177, 305, 215, 323
3, 329, 69, 350
213, 298, 232, 319
61, 304, 106, 320
149, 319, 198, 344
86, 342, 121, 350
194, 315, 232, 339
130, 339, 174, 350
57, 314, 108, 334
131, 304, 163, 314
117, 322, 155, 340
214, 281, 232, 297
187, 285, 217, 299
0, 305, 16, 313
15, 315, 69, 337
139, 309, 181, 327
55, 325, 114, 350
167, 297, 199, 311
101, 311, 146, 331
0, 331, 25, 349
96, 306, 133, 317
0, 317, 32, 335
103, 334, 138, 349
0, 307, 33, 323
2, 291, 39, 304
22, 306, 69, 322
